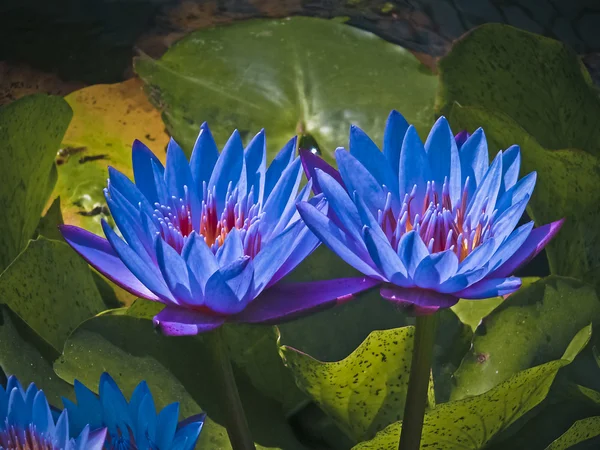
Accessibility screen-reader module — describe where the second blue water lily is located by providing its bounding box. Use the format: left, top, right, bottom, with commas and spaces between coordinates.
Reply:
299, 111, 563, 311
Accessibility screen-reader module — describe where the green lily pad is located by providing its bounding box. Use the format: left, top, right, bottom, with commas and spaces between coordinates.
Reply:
134, 16, 437, 161
0, 237, 105, 351
0, 305, 73, 405
448, 104, 600, 285
54, 313, 307, 449
35, 196, 64, 241
353, 325, 590, 450
436, 23, 600, 157
545, 416, 600, 449
452, 276, 600, 400
56, 78, 170, 235
280, 326, 434, 443
0, 94, 72, 272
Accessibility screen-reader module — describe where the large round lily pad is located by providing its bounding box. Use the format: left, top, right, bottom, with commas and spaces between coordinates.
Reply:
135, 16, 437, 161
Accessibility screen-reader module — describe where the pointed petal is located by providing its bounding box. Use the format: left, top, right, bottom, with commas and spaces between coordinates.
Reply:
456, 276, 521, 299
203, 268, 246, 314
265, 136, 296, 200
165, 137, 201, 227
297, 202, 383, 280
153, 306, 225, 336
101, 220, 175, 303
316, 169, 362, 241
488, 222, 534, 273
501, 144, 521, 194
413, 249, 459, 289
466, 151, 503, 227
182, 232, 219, 292
457, 237, 496, 274
108, 166, 154, 217
155, 403, 179, 450
216, 228, 244, 266
424, 116, 461, 206
380, 285, 458, 308
190, 123, 219, 202
155, 238, 194, 305
399, 126, 432, 210
336, 148, 386, 216
459, 128, 488, 198
437, 267, 487, 294
60, 225, 160, 301
454, 130, 470, 149
363, 226, 408, 283
491, 219, 564, 278
383, 110, 410, 176
397, 230, 429, 278
235, 277, 380, 323
245, 129, 267, 201
490, 197, 530, 245
300, 149, 344, 195
208, 130, 244, 211
349, 125, 400, 208
132, 139, 164, 205
494, 171, 536, 217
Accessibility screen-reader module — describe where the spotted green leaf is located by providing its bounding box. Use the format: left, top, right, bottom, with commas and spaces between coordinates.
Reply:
452, 276, 600, 400
437, 23, 600, 158
0, 305, 73, 404
353, 325, 591, 450
280, 326, 434, 443
0, 237, 105, 351
448, 104, 600, 286
0, 94, 72, 272
134, 16, 437, 162
545, 416, 600, 450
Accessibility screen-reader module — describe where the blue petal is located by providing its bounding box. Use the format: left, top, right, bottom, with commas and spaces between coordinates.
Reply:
216, 228, 245, 267
271, 179, 313, 236
265, 136, 297, 200
182, 232, 219, 292
172, 418, 205, 450
53, 410, 69, 447
7, 387, 28, 425
128, 381, 151, 426
153, 306, 226, 336
106, 193, 154, 262
336, 148, 386, 216
399, 126, 432, 211
151, 158, 171, 207
155, 403, 179, 450
424, 116, 461, 206
202, 268, 245, 314
31, 391, 54, 435
297, 202, 384, 280
223, 257, 254, 302
456, 276, 521, 299
108, 167, 154, 217
363, 226, 408, 284
501, 144, 521, 194
383, 110, 410, 177
165, 137, 201, 228
494, 171, 536, 217
412, 249, 459, 289
155, 238, 195, 305
353, 192, 393, 246
458, 128, 488, 199
396, 230, 429, 278
132, 139, 165, 205
190, 123, 219, 203
73, 379, 103, 430
488, 222, 534, 272
102, 220, 175, 303
316, 169, 363, 242
490, 197, 530, 245
82, 428, 107, 450
300, 149, 344, 195
261, 157, 302, 238
466, 151, 503, 228
99, 373, 132, 433
208, 130, 244, 211
244, 129, 267, 201
437, 267, 487, 294
457, 237, 496, 274
137, 394, 157, 447
349, 125, 400, 210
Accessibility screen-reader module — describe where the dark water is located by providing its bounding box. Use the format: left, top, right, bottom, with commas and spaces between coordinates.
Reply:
1, 0, 599, 89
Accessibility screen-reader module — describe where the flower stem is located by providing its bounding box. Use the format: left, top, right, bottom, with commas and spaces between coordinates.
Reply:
398, 314, 437, 450
212, 327, 256, 450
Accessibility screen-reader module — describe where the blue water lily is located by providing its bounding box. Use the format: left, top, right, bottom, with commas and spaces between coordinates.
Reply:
61, 124, 376, 335
0, 376, 106, 450
299, 111, 563, 311
63, 373, 204, 450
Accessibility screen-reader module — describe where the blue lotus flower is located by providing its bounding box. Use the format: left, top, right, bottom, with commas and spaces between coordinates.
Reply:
61, 124, 376, 335
0, 376, 106, 450
299, 111, 563, 312
62, 373, 204, 450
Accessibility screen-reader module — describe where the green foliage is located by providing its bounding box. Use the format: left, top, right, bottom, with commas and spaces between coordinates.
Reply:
0, 94, 72, 272
135, 17, 437, 162
353, 325, 591, 449
452, 276, 600, 400
545, 416, 600, 449
281, 326, 434, 443
0, 237, 105, 351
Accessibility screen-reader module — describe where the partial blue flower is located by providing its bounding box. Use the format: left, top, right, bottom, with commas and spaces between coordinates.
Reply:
61, 124, 377, 335
63, 373, 204, 450
299, 110, 563, 312
0, 376, 106, 450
